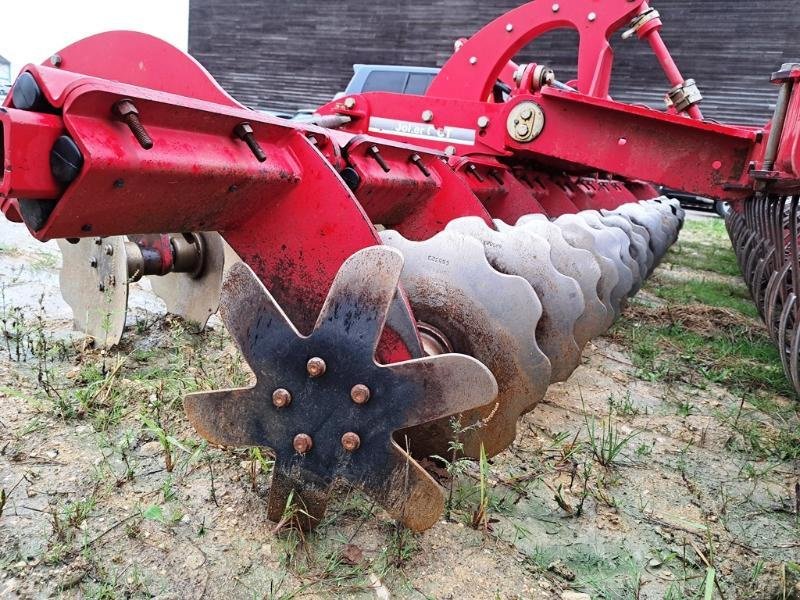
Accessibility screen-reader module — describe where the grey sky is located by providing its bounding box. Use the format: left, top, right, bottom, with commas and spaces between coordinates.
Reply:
1, 0, 189, 76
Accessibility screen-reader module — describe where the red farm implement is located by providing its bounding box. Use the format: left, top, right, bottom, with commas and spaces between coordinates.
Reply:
1, 0, 796, 530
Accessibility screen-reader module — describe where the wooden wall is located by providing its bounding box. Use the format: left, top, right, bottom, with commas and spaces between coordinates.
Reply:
189, 1, 800, 125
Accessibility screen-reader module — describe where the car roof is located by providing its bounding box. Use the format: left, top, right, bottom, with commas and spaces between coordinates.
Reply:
352, 64, 440, 75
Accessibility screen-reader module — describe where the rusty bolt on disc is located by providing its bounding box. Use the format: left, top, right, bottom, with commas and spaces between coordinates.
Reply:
341, 432, 361, 452
272, 388, 291, 408
293, 433, 313, 454
306, 357, 326, 377
350, 384, 370, 404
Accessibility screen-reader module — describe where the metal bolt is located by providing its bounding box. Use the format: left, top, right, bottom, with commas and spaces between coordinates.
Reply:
552, 3, 560, 12
112, 99, 154, 150
351, 384, 371, 405
343, 97, 356, 109
272, 388, 292, 408
98, 283, 105, 292
489, 168, 505, 185
293, 433, 313, 454
468, 163, 485, 183
444, 145, 456, 156
505, 23, 514, 32
94, 237, 103, 245
89, 258, 98, 268
306, 357, 327, 377
515, 123, 530, 137
104, 244, 114, 256
422, 109, 434, 122
469, 56, 478, 65
233, 122, 267, 163
477, 116, 490, 129
367, 145, 391, 173
521, 109, 533, 120
588, 12, 597, 21
341, 432, 361, 452
409, 154, 431, 177
49, 54, 62, 67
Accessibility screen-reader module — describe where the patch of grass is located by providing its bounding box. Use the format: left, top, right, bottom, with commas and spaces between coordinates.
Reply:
651, 276, 758, 319
664, 217, 740, 277
612, 310, 794, 398
584, 408, 638, 468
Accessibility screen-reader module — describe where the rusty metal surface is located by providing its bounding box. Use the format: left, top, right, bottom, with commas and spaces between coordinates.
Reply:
149, 232, 226, 329
380, 229, 550, 458
57, 236, 129, 347
445, 218, 585, 383
184, 247, 498, 531
494, 216, 608, 347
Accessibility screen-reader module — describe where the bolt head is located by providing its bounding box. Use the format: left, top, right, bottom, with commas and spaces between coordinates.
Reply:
94, 237, 103, 245
552, 3, 560, 12
341, 432, 361, 452
469, 56, 478, 65
521, 109, 533, 120
515, 123, 531, 137
505, 23, 514, 32
588, 12, 597, 21
293, 433, 313, 454
477, 116, 490, 129
49, 54, 62, 67
351, 384, 371, 405
272, 388, 292, 408
343, 97, 356, 109
113, 99, 138, 118
444, 145, 457, 156
306, 357, 327, 378
89, 258, 98, 268
98, 283, 105, 292
422, 110, 434, 122
104, 244, 114, 256
234, 122, 254, 139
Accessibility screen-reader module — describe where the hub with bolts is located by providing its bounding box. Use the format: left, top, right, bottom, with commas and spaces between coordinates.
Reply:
184, 247, 496, 532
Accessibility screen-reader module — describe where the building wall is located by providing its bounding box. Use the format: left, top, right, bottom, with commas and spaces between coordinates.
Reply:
189, 1, 800, 125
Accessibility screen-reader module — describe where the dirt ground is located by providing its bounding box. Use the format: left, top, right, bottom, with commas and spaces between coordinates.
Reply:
1, 213, 799, 599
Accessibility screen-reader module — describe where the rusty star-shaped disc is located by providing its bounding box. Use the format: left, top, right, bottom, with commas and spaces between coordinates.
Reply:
184, 246, 497, 531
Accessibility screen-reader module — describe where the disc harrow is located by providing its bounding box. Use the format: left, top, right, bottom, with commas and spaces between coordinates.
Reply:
57, 232, 235, 346
1, 0, 798, 530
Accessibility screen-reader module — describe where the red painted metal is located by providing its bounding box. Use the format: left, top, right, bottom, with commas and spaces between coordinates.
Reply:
426, 0, 646, 101
635, 2, 703, 120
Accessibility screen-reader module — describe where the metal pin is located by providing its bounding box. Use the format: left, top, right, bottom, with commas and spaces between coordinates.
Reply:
468, 163, 485, 182
234, 122, 267, 163
367, 145, 391, 173
409, 154, 431, 177
112, 99, 154, 150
